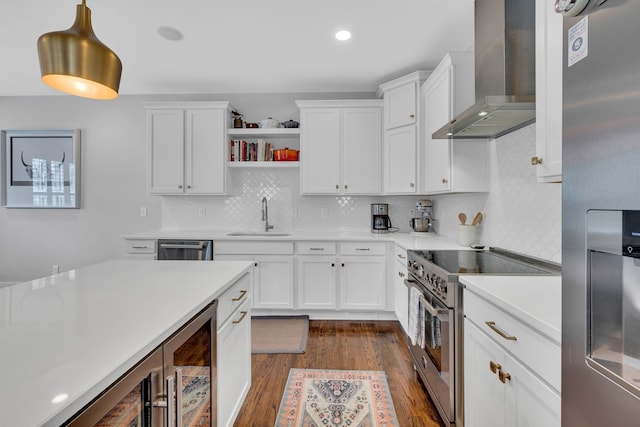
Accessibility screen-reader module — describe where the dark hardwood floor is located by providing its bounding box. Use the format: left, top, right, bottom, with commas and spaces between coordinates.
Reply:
233, 320, 445, 427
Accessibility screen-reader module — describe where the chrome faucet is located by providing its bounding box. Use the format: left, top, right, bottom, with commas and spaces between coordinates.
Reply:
261, 197, 274, 232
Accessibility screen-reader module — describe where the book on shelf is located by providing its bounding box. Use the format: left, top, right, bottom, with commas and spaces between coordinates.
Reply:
229, 139, 273, 162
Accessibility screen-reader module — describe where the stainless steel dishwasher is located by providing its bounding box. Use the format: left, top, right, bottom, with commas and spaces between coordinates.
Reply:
157, 239, 213, 260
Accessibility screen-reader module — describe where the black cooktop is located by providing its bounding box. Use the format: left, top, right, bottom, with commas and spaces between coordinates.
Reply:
409, 249, 560, 275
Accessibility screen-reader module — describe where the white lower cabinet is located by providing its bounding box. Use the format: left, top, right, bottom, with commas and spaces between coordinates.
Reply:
393, 246, 409, 333
214, 241, 294, 310
217, 297, 251, 427
295, 242, 387, 312
464, 290, 560, 427
297, 255, 337, 309
253, 256, 295, 309
337, 242, 386, 311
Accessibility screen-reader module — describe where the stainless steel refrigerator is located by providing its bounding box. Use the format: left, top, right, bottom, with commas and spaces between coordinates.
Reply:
561, 0, 640, 424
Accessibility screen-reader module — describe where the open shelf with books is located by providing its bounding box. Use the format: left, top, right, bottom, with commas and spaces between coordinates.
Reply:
227, 127, 300, 167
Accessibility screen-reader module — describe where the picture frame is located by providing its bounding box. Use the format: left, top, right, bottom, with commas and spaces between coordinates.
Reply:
1, 129, 81, 209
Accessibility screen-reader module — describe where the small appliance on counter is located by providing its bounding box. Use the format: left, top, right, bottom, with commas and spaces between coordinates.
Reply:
410, 199, 435, 233
371, 203, 393, 234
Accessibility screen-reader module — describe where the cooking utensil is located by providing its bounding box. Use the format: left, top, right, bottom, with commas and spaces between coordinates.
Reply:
471, 212, 483, 226
273, 148, 299, 161
458, 213, 467, 225
258, 117, 280, 128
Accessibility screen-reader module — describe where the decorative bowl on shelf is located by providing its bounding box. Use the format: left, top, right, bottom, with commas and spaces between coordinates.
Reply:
245, 123, 259, 128
282, 120, 299, 128
258, 117, 280, 128
273, 148, 299, 161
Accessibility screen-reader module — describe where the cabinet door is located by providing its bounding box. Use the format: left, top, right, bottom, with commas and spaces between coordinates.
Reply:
384, 126, 417, 194
253, 255, 294, 309
217, 299, 251, 427
300, 108, 341, 194
148, 109, 185, 194
504, 353, 561, 427
297, 256, 337, 309
339, 256, 386, 310
464, 319, 506, 427
534, 0, 563, 183
423, 69, 453, 193
342, 107, 383, 194
186, 109, 226, 194
384, 82, 417, 129
393, 260, 409, 334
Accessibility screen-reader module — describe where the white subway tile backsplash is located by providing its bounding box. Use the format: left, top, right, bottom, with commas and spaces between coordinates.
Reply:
161, 124, 562, 263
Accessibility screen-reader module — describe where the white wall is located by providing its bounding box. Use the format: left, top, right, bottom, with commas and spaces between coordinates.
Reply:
0, 93, 561, 283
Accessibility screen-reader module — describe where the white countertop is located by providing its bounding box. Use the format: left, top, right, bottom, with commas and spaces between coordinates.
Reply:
460, 275, 562, 343
123, 229, 463, 251
0, 260, 253, 427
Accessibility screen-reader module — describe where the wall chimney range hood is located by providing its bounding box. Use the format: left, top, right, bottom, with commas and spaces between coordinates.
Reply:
433, 0, 536, 139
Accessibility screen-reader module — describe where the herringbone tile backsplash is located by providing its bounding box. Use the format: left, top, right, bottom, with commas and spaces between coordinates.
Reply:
162, 124, 561, 263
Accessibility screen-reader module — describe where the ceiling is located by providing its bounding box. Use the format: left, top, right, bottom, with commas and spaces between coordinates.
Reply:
0, 0, 475, 97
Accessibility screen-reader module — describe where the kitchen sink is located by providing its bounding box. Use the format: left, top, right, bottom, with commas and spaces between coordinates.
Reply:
226, 232, 291, 237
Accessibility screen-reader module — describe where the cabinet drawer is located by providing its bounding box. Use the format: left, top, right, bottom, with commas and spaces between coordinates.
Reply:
394, 245, 408, 266
215, 241, 294, 255
296, 242, 337, 255
464, 290, 561, 391
217, 272, 251, 326
125, 239, 156, 254
339, 242, 386, 256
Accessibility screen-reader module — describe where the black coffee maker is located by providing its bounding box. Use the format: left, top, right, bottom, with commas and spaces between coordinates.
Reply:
371, 203, 392, 233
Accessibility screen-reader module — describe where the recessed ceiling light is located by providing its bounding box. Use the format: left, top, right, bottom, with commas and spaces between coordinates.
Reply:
157, 26, 184, 41
335, 30, 352, 41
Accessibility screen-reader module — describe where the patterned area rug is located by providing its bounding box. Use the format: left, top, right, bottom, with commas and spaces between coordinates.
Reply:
275, 368, 400, 427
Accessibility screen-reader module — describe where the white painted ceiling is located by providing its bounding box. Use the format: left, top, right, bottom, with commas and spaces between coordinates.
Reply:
1, 0, 475, 96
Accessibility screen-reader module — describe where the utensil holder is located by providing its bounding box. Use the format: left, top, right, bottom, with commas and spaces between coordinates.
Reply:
458, 225, 479, 247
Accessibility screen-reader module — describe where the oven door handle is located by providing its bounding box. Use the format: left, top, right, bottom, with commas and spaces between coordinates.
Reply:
419, 294, 448, 317
404, 279, 448, 317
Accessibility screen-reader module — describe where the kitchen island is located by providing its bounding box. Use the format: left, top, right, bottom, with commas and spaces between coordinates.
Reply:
0, 259, 253, 427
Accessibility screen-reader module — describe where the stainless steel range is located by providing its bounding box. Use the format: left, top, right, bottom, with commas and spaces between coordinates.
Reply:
405, 248, 560, 426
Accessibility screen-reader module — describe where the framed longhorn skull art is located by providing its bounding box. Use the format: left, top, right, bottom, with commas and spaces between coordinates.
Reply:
1, 129, 80, 208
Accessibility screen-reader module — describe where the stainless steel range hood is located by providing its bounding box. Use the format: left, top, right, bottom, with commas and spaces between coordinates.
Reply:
433, 0, 536, 139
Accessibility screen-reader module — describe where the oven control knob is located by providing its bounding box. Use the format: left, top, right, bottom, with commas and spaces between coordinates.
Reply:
416, 265, 425, 278
440, 281, 447, 293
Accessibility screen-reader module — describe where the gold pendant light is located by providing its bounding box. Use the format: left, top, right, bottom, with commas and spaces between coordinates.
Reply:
37, 0, 122, 100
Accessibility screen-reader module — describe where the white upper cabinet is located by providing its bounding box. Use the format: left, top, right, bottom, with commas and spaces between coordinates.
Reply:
297, 100, 383, 195
421, 53, 489, 194
146, 102, 230, 195
534, 0, 563, 183
384, 81, 418, 129
378, 71, 430, 194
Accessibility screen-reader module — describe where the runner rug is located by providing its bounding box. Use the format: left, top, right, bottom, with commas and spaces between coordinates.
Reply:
251, 315, 309, 354
275, 368, 400, 427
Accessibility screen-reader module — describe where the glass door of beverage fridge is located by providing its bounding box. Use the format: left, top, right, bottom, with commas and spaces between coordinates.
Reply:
65, 348, 164, 427
163, 301, 217, 427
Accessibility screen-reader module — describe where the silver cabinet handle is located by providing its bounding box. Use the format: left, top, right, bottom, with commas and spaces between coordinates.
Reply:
166, 375, 175, 427
442, 178, 448, 184
397, 253, 406, 259
355, 248, 370, 251
410, 114, 415, 118
531, 156, 543, 165
178, 185, 183, 189
310, 247, 325, 251
398, 271, 405, 278
409, 183, 415, 188
131, 246, 149, 249
233, 310, 249, 324
186, 185, 192, 189
485, 321, 518, 341
232, 289, 248, 302
175, 368, 183, 427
